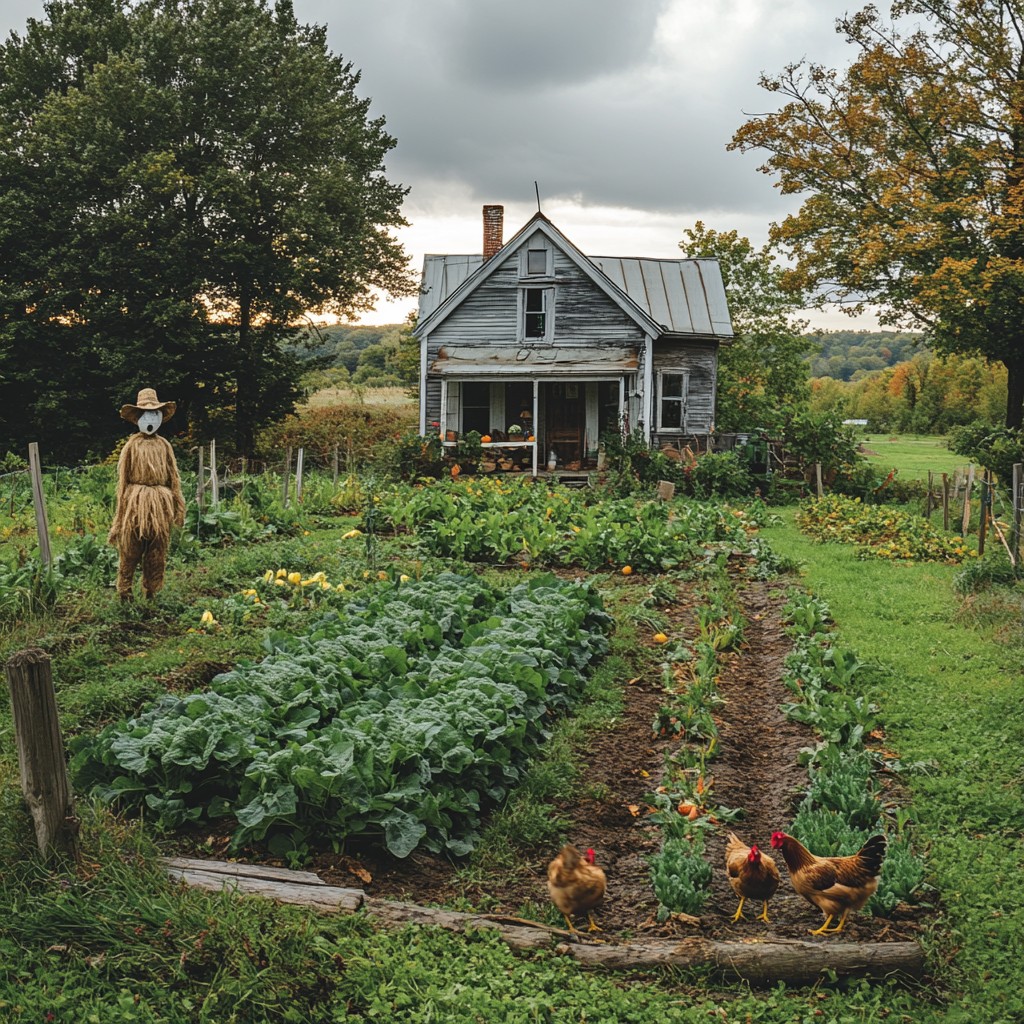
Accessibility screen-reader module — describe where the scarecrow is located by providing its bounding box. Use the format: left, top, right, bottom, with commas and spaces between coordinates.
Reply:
108, 388, 186, 601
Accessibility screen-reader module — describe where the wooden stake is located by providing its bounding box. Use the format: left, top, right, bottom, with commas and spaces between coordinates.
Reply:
195, 446, 203, 512
6, 649, 78, 859
978, 472, 989, 556
814, 463, 823, 498
281, 447, 292, 507
925, 471, 933, 520
332, 445, 339, 487
295, 447, 304, 503
1012, 463, 1022, 567
209, 440, 219, 506
27, 443, 52, 567
942, 472, 950, 532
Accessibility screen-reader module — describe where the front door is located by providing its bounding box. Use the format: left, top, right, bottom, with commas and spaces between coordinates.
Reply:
543, 382, 585, 469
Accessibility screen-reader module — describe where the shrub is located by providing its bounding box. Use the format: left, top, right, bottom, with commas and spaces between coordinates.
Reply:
256, 403, 417, 464
686, 451, 752, 498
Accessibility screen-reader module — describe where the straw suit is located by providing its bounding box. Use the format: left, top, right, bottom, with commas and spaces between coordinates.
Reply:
108, 388, 186, 600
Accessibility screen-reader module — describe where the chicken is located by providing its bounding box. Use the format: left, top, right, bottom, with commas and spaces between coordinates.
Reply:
547, 844, 606, 934
770, 831, 887, 935
724, 833, 780, 923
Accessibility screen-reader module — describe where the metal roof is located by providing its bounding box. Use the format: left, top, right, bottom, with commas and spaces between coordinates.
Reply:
418, 247, 732, 339
590, 257, 733, 337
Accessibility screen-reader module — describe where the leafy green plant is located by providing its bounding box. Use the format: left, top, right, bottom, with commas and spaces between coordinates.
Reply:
649, 831, 713, 919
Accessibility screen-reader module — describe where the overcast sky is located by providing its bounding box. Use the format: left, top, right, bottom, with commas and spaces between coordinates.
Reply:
1, 0, 884, 329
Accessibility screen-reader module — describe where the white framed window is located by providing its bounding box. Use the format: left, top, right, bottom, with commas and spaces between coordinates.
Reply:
657, 370, 689, 431
519, 286, 553, 341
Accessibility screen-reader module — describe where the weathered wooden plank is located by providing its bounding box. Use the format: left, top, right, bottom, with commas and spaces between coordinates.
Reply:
162, 856, 326, 886
166, 867, 363, 913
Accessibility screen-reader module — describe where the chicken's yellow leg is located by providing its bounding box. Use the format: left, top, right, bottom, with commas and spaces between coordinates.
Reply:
730, 896, 746, 922
758, 901, 771, 924
825, 909, 849, 933
587, 912, 603, 933
809, 914, 834, 936
562, 913, 579, 935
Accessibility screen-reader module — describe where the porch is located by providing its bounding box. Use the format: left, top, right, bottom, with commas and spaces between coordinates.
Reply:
437, 377, 630, 476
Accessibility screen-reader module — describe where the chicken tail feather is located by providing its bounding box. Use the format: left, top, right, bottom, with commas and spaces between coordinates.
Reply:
857, 834, 887, 875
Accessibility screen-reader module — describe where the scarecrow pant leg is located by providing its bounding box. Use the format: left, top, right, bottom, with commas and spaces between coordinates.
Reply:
117, 535, 146, 600
141, 536, 169, 599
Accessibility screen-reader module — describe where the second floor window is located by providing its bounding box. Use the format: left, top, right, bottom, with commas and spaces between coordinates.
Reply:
524, 288, 547, 338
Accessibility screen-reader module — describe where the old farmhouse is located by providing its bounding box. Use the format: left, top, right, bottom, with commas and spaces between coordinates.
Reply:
415, 206, 733, 476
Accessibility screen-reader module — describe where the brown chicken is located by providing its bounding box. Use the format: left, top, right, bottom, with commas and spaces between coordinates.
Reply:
547, 844, 606, 934
724, 833, 780, 923
771, 831, 887, 935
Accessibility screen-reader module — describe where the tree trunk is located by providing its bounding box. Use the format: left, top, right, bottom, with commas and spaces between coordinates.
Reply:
235, 284, 256, 455
1004, 356, 1024, 430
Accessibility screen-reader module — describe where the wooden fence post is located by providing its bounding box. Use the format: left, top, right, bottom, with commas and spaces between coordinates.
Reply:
6, 649, 78, 859
978, 472, 989, 556
332, 445, 339, 487
814, 463, 823, 498
295, 447, 304, 503
281, 447, 292, 507
1012, 463, 1022, 566
27, 443, 52, 567
961, 465, 975, 536
942, 472, 950, 532
196, 446, 205, 512
925, 471, 933, 520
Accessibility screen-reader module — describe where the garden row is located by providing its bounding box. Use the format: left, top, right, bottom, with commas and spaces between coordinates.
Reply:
71, 572, 612, 864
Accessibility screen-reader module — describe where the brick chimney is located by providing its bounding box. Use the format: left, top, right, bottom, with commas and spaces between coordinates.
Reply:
483, 205, 504, 260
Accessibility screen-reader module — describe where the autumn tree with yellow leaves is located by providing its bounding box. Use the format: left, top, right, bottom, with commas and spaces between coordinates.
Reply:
732, 0, 1024, 429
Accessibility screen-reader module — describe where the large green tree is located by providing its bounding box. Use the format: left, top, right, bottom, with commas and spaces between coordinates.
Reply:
732, 0, 1024, 429
0, 0, 414, 458
679, 222, 813, 432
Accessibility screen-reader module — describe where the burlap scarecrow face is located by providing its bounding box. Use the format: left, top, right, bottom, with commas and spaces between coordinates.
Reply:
137, 410, 163, 435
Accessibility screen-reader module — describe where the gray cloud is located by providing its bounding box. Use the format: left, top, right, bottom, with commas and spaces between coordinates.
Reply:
1, 0, 860, 227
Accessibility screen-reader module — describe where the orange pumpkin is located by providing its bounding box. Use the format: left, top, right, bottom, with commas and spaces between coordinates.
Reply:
481, 435, 492, 444
527, 434, 535, 441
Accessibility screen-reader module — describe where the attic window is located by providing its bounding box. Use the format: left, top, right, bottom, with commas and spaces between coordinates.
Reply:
526, 248, 548, 275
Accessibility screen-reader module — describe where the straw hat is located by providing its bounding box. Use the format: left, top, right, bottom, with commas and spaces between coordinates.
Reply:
120, 387, 176, 424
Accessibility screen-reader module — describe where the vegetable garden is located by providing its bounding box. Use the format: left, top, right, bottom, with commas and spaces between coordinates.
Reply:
0, 448, 1021, 1022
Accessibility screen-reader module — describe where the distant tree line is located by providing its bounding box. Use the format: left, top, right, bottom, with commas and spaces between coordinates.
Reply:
809, 351, 1006, 434
805, 330, 926, 382
288, 321, 418, 390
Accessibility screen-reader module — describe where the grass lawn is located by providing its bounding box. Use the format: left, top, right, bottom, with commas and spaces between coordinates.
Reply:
858, 433, 966, 482
762, 508, 1024, 1023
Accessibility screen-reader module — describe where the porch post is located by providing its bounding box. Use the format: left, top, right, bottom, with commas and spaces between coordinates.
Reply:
532, 379, 539, 477
419, 332, 428, 434
439, 378, 448, 440
619, 377, 627, 435
642, 335, 654, 444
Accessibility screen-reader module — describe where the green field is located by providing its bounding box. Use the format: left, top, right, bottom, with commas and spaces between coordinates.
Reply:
858, 433, 967, 482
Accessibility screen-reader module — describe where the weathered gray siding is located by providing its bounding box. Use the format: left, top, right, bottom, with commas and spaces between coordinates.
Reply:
650, 339, 718, 445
